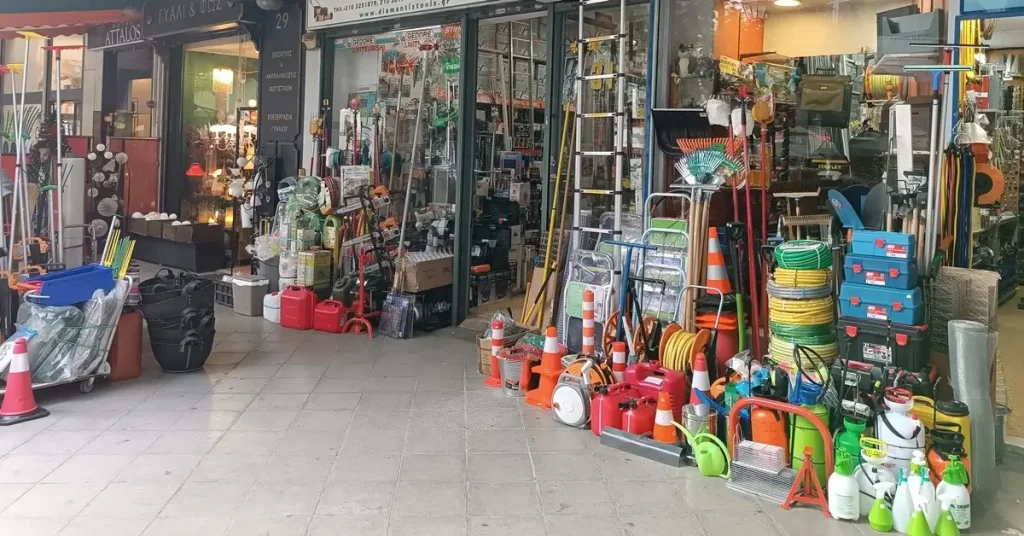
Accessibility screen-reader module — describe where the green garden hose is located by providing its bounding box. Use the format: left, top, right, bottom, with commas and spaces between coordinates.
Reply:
773, 240, 832, 270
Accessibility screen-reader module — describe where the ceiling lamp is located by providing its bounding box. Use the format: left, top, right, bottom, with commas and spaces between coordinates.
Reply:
774, 0, 801, 6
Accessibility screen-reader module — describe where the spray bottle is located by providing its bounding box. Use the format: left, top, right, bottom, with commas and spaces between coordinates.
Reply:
906, 495, 933, 536
870, 481, 896, 532
916, 460, 940, 531
935, 456, 970, 530
935, 492, 961, 536
828, 451, 861, 520
893, 468, 914, 533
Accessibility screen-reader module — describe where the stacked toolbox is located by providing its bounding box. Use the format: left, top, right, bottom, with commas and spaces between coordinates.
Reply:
838, 230, 929, 370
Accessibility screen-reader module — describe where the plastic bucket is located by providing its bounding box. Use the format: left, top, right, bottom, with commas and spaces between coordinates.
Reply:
499, 355, 525, 397
996, 403, 1012, 462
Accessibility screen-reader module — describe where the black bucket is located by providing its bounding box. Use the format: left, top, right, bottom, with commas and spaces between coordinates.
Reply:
150, 330, 215, 373
141, 282, 215, 320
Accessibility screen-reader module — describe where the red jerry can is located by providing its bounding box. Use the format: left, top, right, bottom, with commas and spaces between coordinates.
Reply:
621, 397, 656, 436
280, 285, 316, 330
313, 299, 346, 333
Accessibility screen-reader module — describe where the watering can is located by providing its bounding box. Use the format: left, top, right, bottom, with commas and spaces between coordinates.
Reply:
673, 420, 730, 478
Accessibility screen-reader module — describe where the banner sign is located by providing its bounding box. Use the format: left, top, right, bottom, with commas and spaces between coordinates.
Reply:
259, 2, 303, 142
143, 0, 244, 39
87, 21, 144, 50
308, 0, 514, 30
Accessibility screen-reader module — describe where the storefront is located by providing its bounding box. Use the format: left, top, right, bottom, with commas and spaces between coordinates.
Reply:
111, 0, 302, 272
307, 0, 656, 327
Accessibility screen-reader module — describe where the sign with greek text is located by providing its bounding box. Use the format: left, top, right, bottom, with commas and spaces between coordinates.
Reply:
259, 2, 303, 142
143, 0, 244, 39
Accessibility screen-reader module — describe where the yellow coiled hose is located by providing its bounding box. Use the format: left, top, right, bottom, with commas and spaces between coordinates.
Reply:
767, 296, 835, 326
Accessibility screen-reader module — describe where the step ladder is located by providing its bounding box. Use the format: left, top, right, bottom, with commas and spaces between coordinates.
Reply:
571, 0, 629, 308
509, 19, 538, 152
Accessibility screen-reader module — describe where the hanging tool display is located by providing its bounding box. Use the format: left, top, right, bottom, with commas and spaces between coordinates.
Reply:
940, 144, 975, 268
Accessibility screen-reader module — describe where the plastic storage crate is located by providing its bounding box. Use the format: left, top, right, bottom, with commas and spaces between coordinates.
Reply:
232, 275, 269, 316
203, 274, 234, 308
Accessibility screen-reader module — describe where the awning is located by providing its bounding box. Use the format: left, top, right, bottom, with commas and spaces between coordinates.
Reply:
0, 3, 141, 40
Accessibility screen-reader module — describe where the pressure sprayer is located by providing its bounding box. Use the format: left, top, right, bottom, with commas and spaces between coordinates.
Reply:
935, 456, 970, 531
828, 451, 861, 520
672, 421, 730, 478
892, 468, 914, 534
906, 495, 933, 536
877, 387, 925, 475
855, 438, 898, 514
935, 492, 962, 536
910, 451, 939, 531
835, 417, 867, 462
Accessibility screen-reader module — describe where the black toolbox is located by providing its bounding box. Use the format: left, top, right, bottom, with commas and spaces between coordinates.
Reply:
837, 316, 929, 371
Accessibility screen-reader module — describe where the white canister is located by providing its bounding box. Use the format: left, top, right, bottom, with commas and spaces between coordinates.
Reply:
263, 291, 282, 324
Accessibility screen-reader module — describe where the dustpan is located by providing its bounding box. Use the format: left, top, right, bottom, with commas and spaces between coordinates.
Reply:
651, 108, 714, 157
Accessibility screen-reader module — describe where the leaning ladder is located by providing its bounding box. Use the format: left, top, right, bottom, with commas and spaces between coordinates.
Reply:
571, 0, 629, 308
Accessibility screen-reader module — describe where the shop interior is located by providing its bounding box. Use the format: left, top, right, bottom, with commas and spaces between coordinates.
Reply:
179, 34, 260, 266
466, 4, 651, 325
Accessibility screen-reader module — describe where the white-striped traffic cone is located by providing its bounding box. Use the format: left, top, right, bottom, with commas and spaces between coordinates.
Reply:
611, 341, 627, 383
653, 391, 677, 443
0, 338, 49, 426
581, 289, 596, 355
485, 319, 503, 388
689, 352, 711, 417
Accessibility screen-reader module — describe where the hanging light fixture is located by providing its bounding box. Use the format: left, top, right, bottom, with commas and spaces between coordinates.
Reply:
773, 0, 801, 6
212, 68, 234, 95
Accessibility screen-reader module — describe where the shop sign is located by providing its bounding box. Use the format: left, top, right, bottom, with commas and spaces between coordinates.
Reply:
260, 2, 303, 142
143, 0, 244, 40
336, 28, 439, 50
87, 21, 144, 50
308, 0, 515, 30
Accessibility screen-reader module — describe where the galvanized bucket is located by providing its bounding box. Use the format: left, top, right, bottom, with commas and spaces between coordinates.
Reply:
498, 356, 525, 397
682, 403, 717, 437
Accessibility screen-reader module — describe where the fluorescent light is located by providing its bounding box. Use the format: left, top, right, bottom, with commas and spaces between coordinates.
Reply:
774, 0, 801, 6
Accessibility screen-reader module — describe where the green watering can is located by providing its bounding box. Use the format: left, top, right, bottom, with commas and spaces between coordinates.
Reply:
673, 421, 731, 479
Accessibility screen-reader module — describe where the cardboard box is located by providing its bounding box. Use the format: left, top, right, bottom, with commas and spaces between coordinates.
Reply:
476, 331, 528, 376
476, 178, 490, 197
174, 223, 223, 243
297, 250, 332, 289
508, 244, 523, 264
146, 220, 165, 238
403, 256, 453, 292
162, 223, 177, 241
509, 183, 530, 207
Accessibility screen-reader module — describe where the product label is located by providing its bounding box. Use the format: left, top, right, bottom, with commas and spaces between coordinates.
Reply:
862, 342, 892, 364
642, 377, 664, 387
829, 491, 859, 519
885, 244, 908, 258
950, 503, 971, 529
866, 305, 889, 320
865, 271, 886, 285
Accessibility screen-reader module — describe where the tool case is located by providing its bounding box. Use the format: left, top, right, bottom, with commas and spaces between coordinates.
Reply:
839, 283, 924, 325
850, 230, 916, 260
837, 316, 929, 371
843, 254, 919, 289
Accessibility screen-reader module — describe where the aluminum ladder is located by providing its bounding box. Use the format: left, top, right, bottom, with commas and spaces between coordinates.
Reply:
509, 19, 538, 152
571, 0, 629, 308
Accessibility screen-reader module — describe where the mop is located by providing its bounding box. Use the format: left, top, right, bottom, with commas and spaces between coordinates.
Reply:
3, 36, 37, 272
753, 99, 773, 354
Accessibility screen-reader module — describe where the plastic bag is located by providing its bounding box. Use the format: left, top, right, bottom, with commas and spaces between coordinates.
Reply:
279, 250, 298, 279
0, 302, 84, 381
483, 311, 527, 339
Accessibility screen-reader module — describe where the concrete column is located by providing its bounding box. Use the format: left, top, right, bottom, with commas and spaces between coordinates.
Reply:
301, 45, 322, 170
81, 48, 104, 141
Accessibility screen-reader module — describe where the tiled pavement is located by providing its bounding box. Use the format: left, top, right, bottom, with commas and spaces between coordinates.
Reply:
0, 308, 1021, 535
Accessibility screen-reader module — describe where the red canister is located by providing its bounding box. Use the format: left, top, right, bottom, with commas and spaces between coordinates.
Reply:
621, 397, 656, 436
591, 383, 638, 436
280, 285, 316, 330
313, 299, 346, 333
625, 361, 690, 422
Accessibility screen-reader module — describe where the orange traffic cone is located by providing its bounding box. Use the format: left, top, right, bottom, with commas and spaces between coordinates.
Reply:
611, 341, 627, 383
706, 228, 732, 295
0, 338, 49, 426
581, 289, 596, 355
689, 352, 711, 417
485, 320, 503, 388
524, 326, 565, 410
652, 391, 677, 443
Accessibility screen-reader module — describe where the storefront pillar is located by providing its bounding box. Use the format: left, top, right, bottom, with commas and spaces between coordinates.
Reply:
454, 15, 479, 326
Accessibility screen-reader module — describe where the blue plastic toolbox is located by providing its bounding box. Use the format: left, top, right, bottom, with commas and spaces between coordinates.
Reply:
843, 254, 919, 289
839, 283, 924, 325
25, 264, 114, 306
851, 230, 916, 260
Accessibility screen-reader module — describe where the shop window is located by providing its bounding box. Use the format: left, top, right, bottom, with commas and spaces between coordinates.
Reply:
110, 48, 155, 138
1, 38, 47, 94
50, 35, 85, 91
179, 34, 259, 225
330, 25, 463, 205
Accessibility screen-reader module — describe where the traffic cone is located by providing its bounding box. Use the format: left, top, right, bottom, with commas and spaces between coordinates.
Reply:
611, 341, 627, 383
652, 391, 677, 443
484, 320, 503, 388
0, 338, 49, 426
524, 326, 566, 410
581, 289, 596, 355
689, 352, 711, 417
706, 228, 732, 295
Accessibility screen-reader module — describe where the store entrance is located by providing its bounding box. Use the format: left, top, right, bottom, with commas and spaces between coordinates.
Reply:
466, 13, 549, 324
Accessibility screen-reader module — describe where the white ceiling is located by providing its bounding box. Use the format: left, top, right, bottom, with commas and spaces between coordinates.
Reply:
728, 0, 900, 14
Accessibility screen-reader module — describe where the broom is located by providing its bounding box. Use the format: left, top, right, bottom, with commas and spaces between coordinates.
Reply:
752, 98, 773, 355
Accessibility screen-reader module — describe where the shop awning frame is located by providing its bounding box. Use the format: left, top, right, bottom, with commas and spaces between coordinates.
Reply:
0, 1, 143, 39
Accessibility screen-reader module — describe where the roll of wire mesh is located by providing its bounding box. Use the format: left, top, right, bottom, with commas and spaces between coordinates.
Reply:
767, 296, 835, 326
294, 176, 323, 211
947, 319, 997, 494
774, 240, 832, 270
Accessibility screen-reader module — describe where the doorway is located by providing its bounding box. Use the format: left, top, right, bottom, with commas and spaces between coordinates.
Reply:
466, 13, 549, 324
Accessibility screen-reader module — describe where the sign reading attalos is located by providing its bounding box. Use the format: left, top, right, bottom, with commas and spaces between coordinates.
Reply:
307, 0, 514, 30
